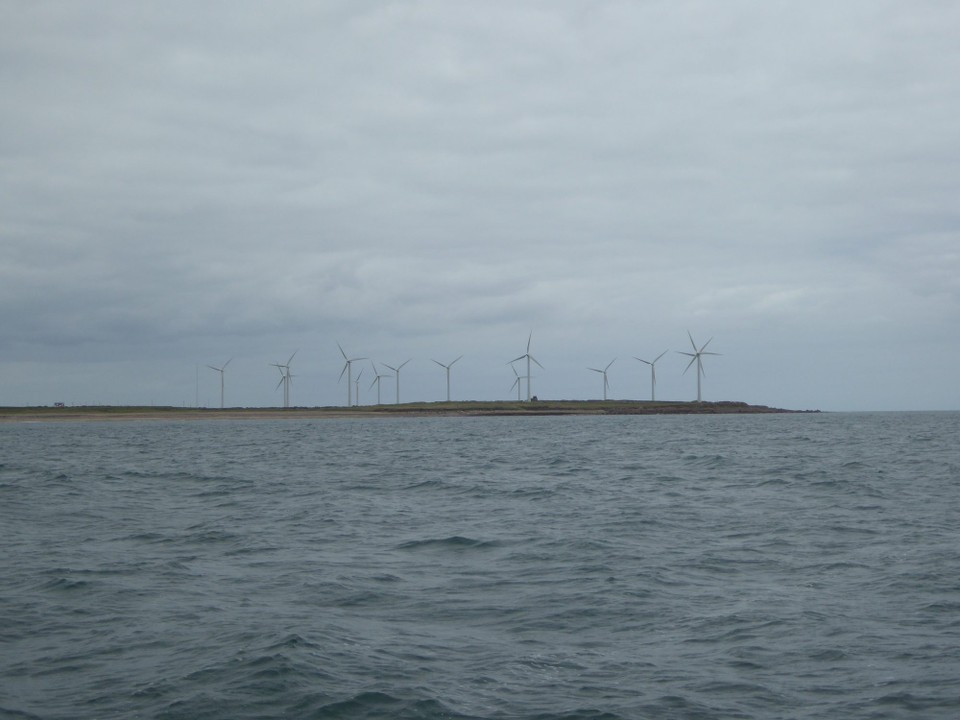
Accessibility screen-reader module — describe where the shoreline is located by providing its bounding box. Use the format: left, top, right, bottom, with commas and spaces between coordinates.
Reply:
0, 400, 816, 423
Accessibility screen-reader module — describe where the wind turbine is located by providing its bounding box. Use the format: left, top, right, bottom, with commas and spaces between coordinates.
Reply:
338, 343, 367, 407
271, 351, 297, 408
509, 363, 522, 401
588, 359, 615, 401
678, 332, 720, 402
273, 366, 288, 407
383, 359, 411, 405
634, 350, 668, 401
510, 331, 543, 401
432, 355, 462, 402
353, 368, 363, 406
206, 358, 232, 409
369, 362, 393, 405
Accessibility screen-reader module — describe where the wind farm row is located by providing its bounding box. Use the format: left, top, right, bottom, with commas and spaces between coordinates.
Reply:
203, 332, 721, 409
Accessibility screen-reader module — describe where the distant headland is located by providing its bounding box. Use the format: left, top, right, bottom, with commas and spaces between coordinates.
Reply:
0, 400, 817, 422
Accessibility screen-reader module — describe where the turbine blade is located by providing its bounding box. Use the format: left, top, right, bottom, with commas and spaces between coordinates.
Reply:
654, 350, 668, 363
432, 359, 444, 368
398, 359, 411, 369
699, 338, 713, 353
682, 355, 698, 374
275, 377, 284, 390
530, 355, 544, 369
526, 331, 532, 353
606, 359, 616, 371
588, 367, 601, 373
338, 362, 349, 381
287, 350, 298, 365
451, 355, 463, 366
635, 357, 650, 365
687, 330, 698, 352
509, 355, 526, 364
337, 342, 347, 360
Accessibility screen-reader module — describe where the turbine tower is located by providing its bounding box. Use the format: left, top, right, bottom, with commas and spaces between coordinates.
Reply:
678, 332, 720, 402
432, 355, 462, 402
206, 358, 232, 409
271, 351, 297, 408
383, 359, 411, 405
587, 359, 615, 401
338, 343, 367, 407
369, 362, 393, 405
510, 331, 543, 401
634, 350, 668, 401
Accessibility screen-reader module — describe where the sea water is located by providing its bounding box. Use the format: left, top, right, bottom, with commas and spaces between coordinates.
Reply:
1, 412, 958, 719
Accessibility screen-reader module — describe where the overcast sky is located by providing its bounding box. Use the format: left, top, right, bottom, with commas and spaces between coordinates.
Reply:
3, 1, 958, 411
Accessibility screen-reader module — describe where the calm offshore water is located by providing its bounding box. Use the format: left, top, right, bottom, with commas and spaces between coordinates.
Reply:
1, 412, 958, 719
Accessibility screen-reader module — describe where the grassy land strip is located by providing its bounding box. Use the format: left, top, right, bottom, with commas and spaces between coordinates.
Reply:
0, 400, 814, 422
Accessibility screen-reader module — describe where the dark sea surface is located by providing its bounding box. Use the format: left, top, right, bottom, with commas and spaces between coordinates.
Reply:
2, 412, 959, 719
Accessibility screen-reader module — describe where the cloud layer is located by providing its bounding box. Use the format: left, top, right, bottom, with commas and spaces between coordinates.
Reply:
3, 1, 958, 410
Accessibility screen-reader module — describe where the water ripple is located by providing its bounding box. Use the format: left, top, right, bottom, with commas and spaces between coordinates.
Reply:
1, 413, 959, 719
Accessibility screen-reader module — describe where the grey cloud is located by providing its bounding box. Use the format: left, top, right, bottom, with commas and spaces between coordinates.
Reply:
2, 0, 958, 409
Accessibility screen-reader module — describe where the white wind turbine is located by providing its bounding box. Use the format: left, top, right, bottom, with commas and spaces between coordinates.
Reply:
273, 366, 288, 407
206, 358, 232, 409
678, 331, 720, 402
432, 355, 462, 402
634, 350, 668, 402
353, 368, 363, 406
588, 359, 615, 401
510, 331, 543, 401
383, 359, 411, 405
509, 363, 522, 401
338, 343, 367, 407
271, 351, 297, 408
369, 362, 393, 405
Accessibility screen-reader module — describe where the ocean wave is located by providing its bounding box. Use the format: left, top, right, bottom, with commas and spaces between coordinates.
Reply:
395, 536, 502, 551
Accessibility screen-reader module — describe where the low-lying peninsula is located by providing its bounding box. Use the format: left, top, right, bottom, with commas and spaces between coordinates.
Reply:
0, 400, 815, 422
